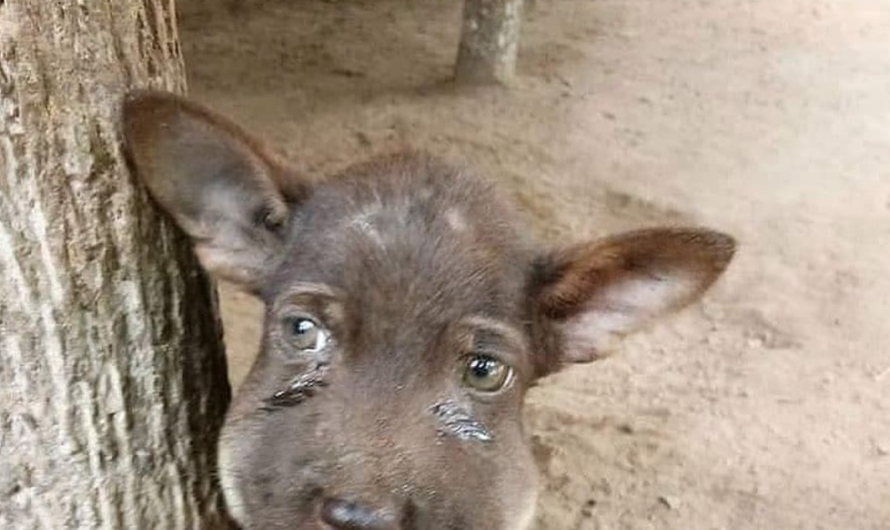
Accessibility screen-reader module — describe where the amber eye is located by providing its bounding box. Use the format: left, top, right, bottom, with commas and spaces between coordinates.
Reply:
283, 317, 329, 352
463, 355, 513, 393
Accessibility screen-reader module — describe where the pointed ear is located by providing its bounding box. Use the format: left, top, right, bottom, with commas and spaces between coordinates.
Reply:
532, 228, 736, 364
122, 90, 306, 289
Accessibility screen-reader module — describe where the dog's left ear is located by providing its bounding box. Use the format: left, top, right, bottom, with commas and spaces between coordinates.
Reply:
531, 228, 736, 364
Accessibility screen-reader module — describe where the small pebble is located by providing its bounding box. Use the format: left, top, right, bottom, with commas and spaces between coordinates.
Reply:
658, 495, 680, 510
354, 131, 372, 147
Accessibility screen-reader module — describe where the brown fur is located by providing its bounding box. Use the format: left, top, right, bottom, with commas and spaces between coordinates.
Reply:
122, 91, 735, 530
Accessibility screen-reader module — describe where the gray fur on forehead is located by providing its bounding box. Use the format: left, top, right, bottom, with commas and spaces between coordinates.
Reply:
266, 153, 533, 298
307, 153, 511, 229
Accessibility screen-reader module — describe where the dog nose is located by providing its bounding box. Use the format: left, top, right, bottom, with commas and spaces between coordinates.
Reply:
321, 497, 399, 530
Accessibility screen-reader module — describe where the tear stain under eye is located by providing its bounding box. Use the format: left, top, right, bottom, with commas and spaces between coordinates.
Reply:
262, 364, 330, 411
430, 400, 492, 444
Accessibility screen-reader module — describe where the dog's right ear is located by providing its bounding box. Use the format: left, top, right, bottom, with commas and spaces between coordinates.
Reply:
123, 91, 307, 289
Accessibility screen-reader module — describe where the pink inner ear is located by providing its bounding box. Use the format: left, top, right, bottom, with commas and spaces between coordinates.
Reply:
559, 312, 626, 363
537, 228, 736, 364
557, 270, 698, 363
194, 244, 263, 289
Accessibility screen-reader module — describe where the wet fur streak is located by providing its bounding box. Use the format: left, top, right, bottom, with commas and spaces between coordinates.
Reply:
262, 363, 331, 411
430, 399, 493, 444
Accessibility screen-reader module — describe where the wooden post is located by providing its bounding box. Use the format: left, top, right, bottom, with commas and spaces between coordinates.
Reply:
455, 0, 525, 84
0, 1, 234, 528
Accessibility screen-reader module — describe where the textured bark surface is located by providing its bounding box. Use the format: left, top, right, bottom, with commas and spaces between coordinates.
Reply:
456, 0, 525, 84
0, 2, 234, 529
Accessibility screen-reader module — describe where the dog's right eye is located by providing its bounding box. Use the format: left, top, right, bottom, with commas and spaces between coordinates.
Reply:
283, 317, 330, 352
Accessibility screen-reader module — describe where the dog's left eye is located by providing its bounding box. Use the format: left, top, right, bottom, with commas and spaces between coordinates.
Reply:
283, 317, 329, 352
462, 354, 513, 393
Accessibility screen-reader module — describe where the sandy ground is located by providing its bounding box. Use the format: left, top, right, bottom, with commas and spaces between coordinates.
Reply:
177, 1, 890, 528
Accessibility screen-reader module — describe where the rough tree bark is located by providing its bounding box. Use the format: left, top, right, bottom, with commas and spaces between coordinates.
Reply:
0, 2, 234, 529
455, 0, 525, 84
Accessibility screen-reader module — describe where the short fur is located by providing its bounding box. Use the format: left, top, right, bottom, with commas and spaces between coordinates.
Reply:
122, 91, 736, 530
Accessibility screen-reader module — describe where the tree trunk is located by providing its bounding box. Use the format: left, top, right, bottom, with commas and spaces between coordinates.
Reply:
455, 0, 525, 84
0, 2, 234, 529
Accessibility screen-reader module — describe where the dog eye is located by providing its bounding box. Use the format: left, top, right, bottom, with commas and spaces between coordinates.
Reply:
462, 354, 513, 393
283, 317, 329, 352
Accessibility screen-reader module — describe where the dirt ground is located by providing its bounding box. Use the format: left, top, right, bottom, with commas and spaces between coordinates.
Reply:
177, 0, 890, 528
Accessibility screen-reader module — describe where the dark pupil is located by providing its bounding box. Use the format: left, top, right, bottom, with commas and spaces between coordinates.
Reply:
470, 356, 498, 379
293, 319, 314, 336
